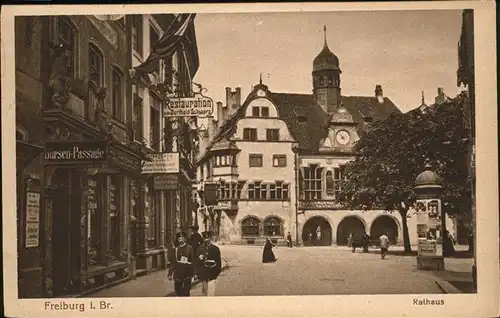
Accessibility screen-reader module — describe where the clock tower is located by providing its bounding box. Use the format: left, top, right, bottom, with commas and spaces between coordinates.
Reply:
313, 26, 342, 114
319, 106, 359, 153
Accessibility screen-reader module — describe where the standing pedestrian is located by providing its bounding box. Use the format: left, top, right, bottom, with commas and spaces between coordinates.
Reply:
347, 233, 353, 248
286, 232, 293, 248
194, 231, 222, 297
362, 232, 370, 253
379, 232, 390, 259
351, 233, 357, 253
188, 225, 203, 255
168, 232, 195, 296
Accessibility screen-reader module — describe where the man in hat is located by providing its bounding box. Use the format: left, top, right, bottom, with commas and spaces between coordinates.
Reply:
168, 232, 195, 296
188, 225, 203, 255
194, 231, 221, 296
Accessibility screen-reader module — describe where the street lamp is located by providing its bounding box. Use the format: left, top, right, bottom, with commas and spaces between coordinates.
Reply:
291, 142, 300, 246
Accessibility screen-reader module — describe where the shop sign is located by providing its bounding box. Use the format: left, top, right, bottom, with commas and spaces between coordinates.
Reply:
44, 140, 108, 165
142, 153, 179, 174
164, 95, 214, 118
153, 174, 178, 190
25, 192, 40, 248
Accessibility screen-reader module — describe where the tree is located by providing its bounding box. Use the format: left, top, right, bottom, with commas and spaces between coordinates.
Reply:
339, 92, 471, 253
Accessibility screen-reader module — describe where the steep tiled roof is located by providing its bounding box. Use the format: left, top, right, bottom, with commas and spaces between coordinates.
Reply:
200, 91, 401, 160
270, 92, 401, 152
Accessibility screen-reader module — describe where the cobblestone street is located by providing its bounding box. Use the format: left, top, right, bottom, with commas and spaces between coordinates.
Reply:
87, 245, 473, 297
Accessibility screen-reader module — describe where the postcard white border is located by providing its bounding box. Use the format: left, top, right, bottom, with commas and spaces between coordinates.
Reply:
2, 1, 498, 317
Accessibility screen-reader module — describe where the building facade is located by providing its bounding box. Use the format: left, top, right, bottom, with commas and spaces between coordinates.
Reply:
196, 31, 423, 246
129, 13, 199, 276
15, 14, 199, 298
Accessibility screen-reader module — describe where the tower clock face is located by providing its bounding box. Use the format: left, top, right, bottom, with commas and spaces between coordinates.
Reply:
336, 130, 350, 145
256, 89, 266, 97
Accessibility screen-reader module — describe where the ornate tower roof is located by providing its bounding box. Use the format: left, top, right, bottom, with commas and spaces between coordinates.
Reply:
313, 26, 340, 72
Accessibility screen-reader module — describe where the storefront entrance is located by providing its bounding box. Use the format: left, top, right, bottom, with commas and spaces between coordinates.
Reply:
336, 216, 366, 246
51, 169, 82, 297
302, 217, 332, 246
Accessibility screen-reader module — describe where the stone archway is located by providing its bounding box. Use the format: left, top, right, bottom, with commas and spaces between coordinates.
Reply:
370, 215, 399, 244
336, 216, 366, 246
302, 216, 332, 246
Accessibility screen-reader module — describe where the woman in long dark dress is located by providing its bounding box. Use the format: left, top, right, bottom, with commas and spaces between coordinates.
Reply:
262, 236, 277, 263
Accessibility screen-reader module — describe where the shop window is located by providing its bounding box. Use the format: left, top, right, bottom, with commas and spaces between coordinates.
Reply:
304, 164, 323, 200
264, 217, 282, 236
241, 217, 260, 236
111, 67, 124, 120
273, 155, 287, 167
243, 128, 257, 141
266, 129, 279, 141
87, 176, 102, 266
249, 154, 263, 167
109, 176, 121, 260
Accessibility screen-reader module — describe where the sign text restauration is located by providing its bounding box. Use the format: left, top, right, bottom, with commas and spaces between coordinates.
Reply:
164, 96, 214, 118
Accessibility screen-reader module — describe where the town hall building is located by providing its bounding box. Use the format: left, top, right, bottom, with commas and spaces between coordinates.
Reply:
196, 28, 424, 246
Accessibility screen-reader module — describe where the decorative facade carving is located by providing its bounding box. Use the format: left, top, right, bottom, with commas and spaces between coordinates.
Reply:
48, 43, 71, 108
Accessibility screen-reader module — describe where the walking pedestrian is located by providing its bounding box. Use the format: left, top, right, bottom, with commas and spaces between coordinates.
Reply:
194, 231, 222, 297
168, 232, 195, 296
262, 235, 278, 263
379, 232, 390, 259
286, 232, 293, 248
347, 233, 353, 248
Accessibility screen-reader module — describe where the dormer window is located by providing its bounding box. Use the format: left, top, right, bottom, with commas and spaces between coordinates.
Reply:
261, 107, 269, 117
252, 107, 260, 117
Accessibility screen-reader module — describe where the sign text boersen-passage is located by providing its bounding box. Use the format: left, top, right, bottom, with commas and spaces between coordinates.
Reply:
164, 96, 214, 117
44, 141, 108, 164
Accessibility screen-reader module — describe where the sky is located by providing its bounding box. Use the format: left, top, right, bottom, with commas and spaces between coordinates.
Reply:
192, 10, 465, 118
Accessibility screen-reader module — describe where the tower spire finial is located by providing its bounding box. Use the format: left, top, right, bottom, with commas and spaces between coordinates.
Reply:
323, 25, 328, 47
421, 91, 425, 104
259, 72, 262, 85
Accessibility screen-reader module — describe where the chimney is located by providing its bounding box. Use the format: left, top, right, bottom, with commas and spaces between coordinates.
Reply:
375, 85, 384, 103
217, 101, 229, 124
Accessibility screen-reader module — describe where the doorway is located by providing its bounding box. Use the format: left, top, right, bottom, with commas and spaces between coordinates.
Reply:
336, 216, 366, 246
51, 169, 81, 297
370, 215, 399, 244
302, 216, 332, 246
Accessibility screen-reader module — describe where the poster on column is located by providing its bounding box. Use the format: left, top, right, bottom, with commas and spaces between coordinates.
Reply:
25, 192, 40, 248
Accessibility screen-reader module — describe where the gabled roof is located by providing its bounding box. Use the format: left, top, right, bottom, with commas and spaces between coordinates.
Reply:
199, 90, 401, 161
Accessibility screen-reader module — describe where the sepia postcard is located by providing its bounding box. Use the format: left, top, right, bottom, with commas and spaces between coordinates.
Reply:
2, 1, 499, 317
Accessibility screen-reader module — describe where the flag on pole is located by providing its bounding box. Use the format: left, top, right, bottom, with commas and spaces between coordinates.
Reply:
133, 13, 196, 76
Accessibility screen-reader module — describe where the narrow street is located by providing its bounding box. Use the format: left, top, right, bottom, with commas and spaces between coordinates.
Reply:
87, 245, 473, 297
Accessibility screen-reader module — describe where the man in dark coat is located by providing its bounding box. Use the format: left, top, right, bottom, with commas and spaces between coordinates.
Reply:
168, 232, 195, 296
287, 232, 293, 248
194, 231, 222, 296
188, 225, 203, 255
